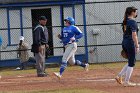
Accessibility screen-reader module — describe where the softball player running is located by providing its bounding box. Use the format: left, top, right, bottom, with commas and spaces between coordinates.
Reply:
54, 17, 89, 79
115, 7, 139, 87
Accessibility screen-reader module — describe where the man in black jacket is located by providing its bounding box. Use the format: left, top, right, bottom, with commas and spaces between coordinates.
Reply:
31, 16, 49, 77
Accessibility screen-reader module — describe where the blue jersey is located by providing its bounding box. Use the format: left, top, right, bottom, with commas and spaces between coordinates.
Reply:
123, 19, 139, 40
60, 25, 83, 45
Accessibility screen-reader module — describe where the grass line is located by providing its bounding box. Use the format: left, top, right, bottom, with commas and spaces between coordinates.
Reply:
1, 61, 140, 76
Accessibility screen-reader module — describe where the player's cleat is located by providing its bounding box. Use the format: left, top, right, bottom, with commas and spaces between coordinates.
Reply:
16, 67, 21, 70
123, 82, 136, 87
85, 63, 89, 71
37, 74, 48, 77
136, 83, 140, 86
115, 76, 123, 84
53, 72, 62, 79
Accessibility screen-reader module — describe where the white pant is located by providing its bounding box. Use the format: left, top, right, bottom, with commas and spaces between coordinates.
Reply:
62, 42, 77, 65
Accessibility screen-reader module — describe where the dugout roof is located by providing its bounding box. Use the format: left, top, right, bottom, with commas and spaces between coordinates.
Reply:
0, 0, 84, 4
0, 0, 65, 4
0, 0, 84, 8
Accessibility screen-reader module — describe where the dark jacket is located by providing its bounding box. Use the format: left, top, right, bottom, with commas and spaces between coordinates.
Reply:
31, 25, 47, 53
44, 26, 49, 43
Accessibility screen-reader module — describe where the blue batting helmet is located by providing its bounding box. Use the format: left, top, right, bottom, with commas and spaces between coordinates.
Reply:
64, 17, 75, 25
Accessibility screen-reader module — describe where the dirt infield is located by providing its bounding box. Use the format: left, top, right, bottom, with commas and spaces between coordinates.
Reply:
0, 67, 140, 93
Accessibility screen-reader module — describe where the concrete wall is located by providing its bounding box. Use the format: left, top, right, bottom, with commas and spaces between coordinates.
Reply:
85, 0, 140, 63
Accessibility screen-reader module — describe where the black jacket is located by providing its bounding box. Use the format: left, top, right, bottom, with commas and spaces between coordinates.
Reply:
31, 25, 47, 53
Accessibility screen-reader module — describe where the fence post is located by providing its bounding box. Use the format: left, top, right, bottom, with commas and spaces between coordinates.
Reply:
82, 3, 88, 63
20, 8, 23, 36
72, 4, 75, 19
7, 7, 11, 45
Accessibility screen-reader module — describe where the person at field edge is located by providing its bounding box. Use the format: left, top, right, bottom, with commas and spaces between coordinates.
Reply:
16, 36, 29, 70
115, 7, 139, 87
54, 17, 89, 79
31, 16, 49, 77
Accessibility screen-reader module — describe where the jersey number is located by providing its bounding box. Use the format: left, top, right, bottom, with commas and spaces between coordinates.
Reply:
63, 33, 68, 37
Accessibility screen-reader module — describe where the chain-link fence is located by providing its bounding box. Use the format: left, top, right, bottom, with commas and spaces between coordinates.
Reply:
0, 0, 140, 66
85, 0, 140, 63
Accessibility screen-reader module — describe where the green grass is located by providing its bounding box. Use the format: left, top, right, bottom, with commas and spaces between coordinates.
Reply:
1, 61, 140, 77
0, 69, 35, 76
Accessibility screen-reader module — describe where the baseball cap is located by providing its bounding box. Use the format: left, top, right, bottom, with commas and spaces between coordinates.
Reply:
39, 16, 47, 20
19, 36, 24, 41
